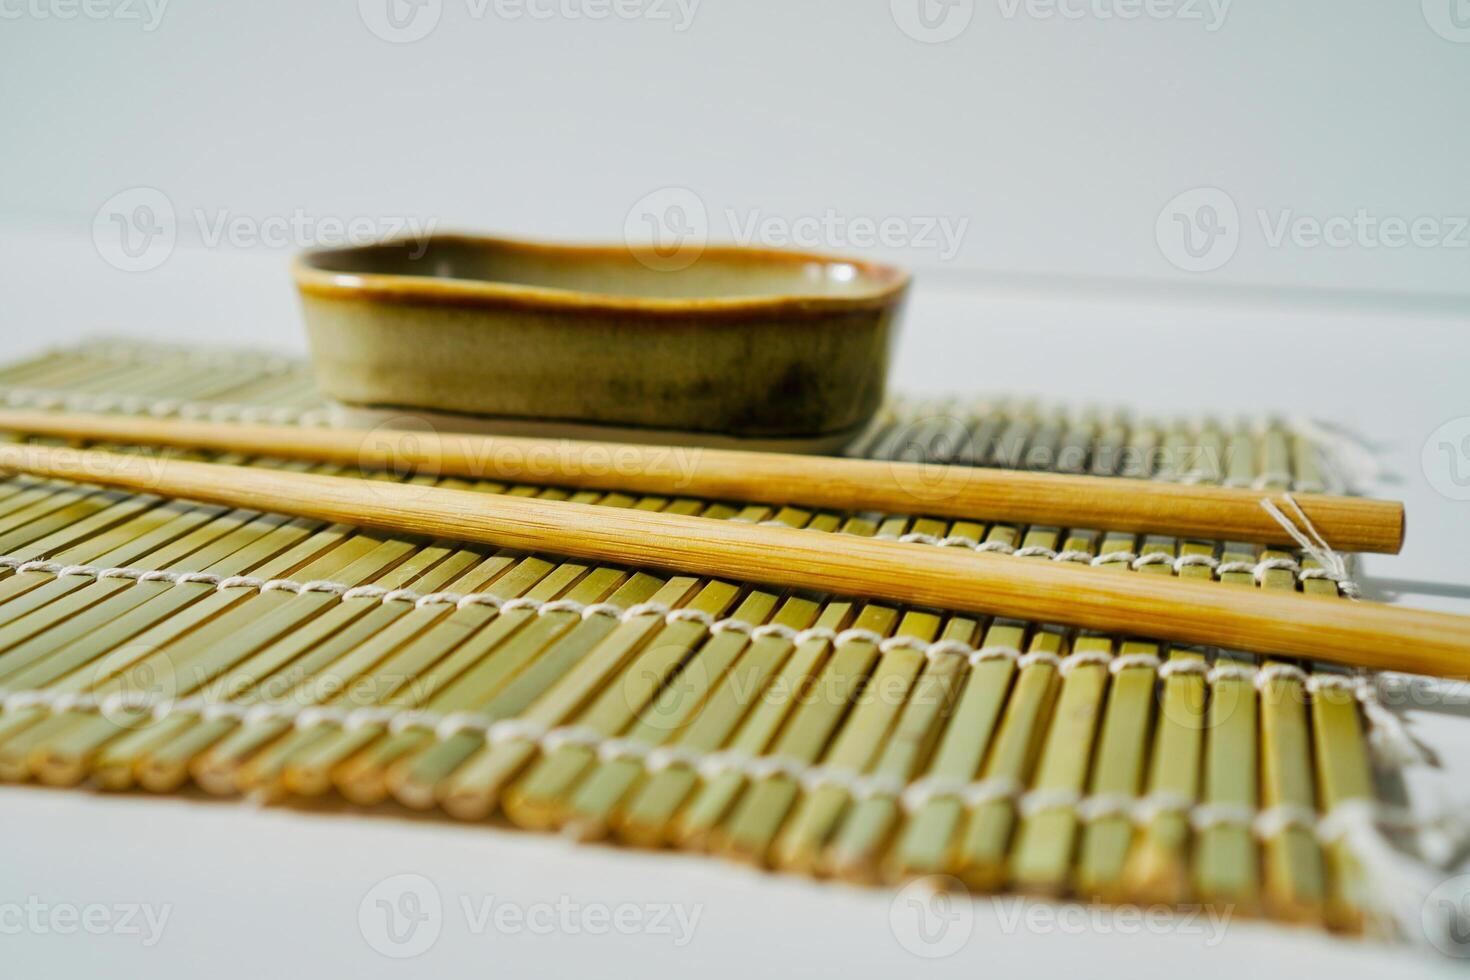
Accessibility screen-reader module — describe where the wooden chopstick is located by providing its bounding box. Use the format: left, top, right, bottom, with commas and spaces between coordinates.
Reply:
0, 409, 1405, 554
0, 443, 1460, 677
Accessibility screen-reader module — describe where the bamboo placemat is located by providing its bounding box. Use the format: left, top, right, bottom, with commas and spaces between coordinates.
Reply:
0, 339, 1439, 941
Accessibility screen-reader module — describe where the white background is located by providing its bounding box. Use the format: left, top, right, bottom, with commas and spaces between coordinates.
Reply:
2, 1, 1469, 297
2, 1, 1469, 976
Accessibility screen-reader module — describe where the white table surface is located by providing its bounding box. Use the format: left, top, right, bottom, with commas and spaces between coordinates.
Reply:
1, 228, 1467, 977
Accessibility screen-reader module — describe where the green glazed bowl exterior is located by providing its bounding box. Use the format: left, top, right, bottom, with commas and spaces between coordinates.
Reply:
293, 234, 909, 447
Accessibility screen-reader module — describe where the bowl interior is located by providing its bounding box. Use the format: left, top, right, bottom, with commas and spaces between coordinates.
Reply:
300, 237, 903, 301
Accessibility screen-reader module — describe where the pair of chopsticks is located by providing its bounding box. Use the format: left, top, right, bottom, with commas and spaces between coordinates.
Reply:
0, 410, 1460, 679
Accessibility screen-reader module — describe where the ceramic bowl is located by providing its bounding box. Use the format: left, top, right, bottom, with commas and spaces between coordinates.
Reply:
293, 234, 908, 450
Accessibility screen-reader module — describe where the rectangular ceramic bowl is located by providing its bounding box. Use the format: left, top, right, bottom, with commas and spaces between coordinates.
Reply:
292, 234, 908, 451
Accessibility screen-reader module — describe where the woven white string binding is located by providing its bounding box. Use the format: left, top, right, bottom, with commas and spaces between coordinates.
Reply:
1317, 798, 1470, 947
1258, 492, 1363, 599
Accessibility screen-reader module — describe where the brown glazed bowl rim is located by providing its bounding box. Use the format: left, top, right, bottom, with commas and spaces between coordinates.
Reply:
292, 232, 911, 317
